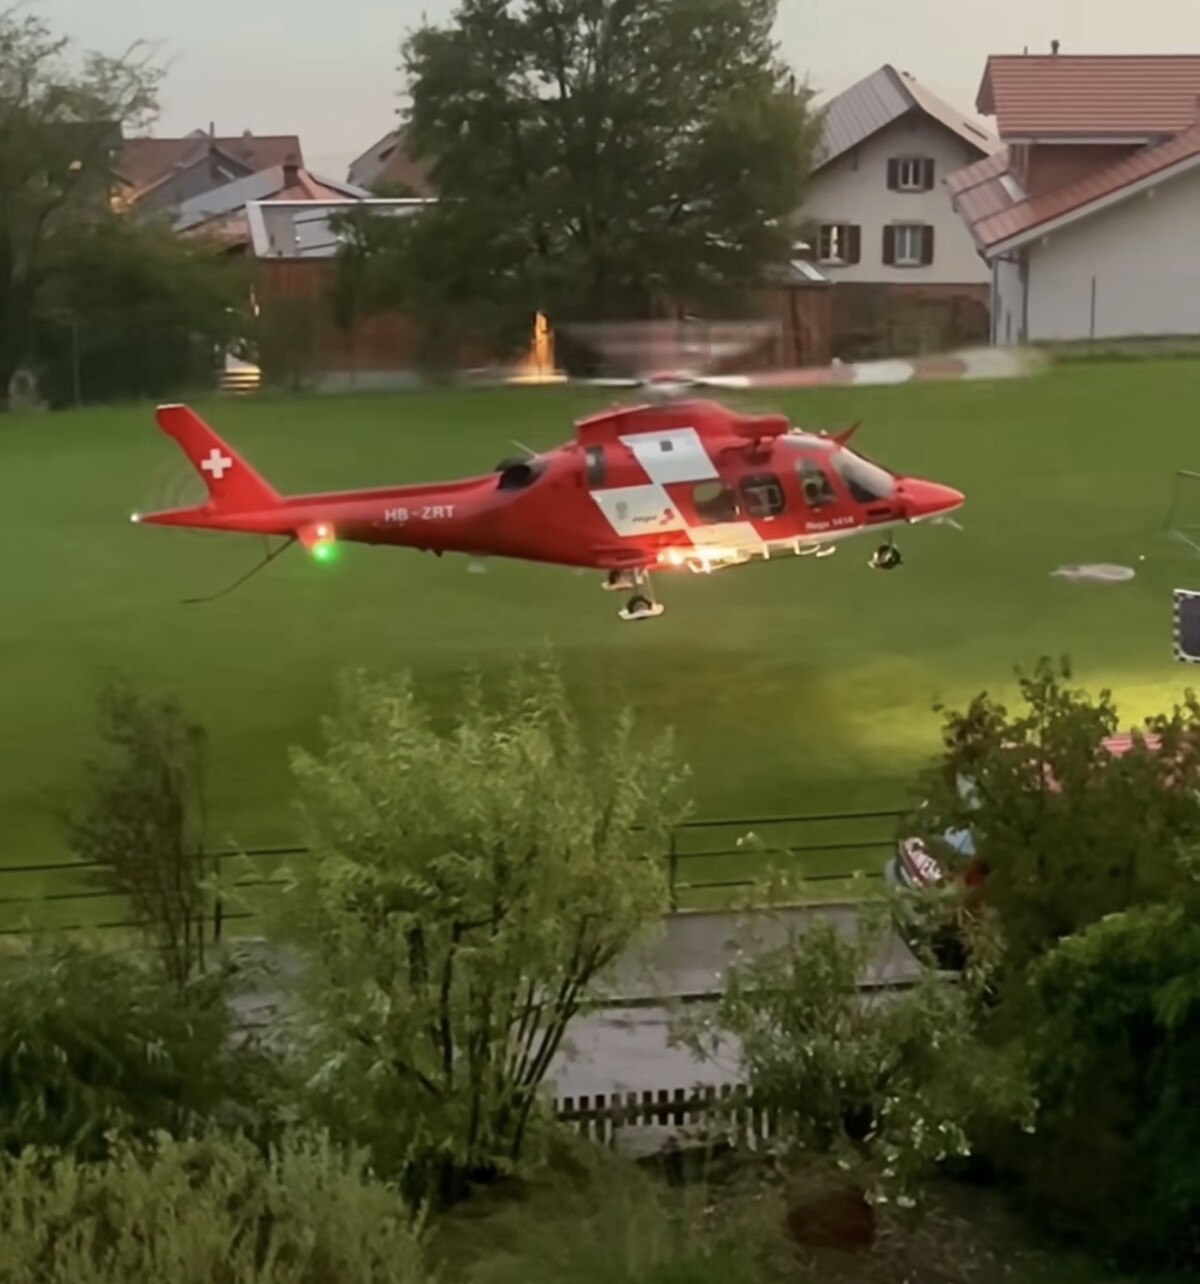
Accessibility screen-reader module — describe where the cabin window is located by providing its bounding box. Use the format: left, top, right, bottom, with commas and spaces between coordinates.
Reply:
692, 480, 740, 524
797, 458, 837, 509
585, 444, 606, 487
740, 472, 786, 519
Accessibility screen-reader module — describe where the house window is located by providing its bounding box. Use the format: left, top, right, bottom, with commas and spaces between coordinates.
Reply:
817, 223, 861, 265
883, 223, 934, 267
887, 157, 935, 191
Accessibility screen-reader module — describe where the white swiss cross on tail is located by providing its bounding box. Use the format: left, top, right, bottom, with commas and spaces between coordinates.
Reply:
201, 448, 233, 481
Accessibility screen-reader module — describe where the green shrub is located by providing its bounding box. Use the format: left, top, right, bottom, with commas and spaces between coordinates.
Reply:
0, 938, 282, 1160
436, 1143, 768, 1284
0, 1129, 429, 1283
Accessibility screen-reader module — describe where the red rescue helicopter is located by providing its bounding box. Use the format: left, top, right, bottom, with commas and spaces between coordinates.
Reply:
131, 348, 1032, 620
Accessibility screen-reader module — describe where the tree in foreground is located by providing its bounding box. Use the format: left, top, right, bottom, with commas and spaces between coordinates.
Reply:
1014, 889, 1200, 1270
0, 7, 160, 406
261, 657, 690, 1204
67, 677, 211, 989
335, 0, 821, 363
907, 656, 1200, 981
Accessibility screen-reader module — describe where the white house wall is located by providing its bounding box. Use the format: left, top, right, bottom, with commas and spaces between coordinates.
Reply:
802, 116, 990, 285
991, 255, 1025, 344
1024, 164, 1200, 341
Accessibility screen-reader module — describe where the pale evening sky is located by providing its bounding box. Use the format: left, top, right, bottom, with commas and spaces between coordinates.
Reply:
39, 0, 1200, 179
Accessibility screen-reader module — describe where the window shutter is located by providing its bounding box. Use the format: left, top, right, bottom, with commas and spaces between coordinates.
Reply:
886, 159, 899, 190
922, 158, 935, 189
920, 224, 935, 265
846, 224, 861, 264
882, 225, 896, 265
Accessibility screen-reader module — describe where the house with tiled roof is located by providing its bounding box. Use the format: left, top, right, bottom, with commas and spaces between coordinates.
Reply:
114, 129, 308, 215
800, 65, 997, 287
947, 49, 1200, 343
346, 127, 436, 197
172, 163, 369, 252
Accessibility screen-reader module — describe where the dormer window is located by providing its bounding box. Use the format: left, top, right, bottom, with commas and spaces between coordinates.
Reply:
888, 158, 935, 191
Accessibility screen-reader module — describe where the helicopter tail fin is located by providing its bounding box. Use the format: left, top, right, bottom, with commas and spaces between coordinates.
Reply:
154, 403, 282, 514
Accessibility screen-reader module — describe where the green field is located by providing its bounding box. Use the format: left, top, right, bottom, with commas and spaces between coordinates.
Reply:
4, 357, 1200, 920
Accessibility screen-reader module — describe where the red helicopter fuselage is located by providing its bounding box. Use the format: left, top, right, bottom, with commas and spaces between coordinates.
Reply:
135, 397, 963, 615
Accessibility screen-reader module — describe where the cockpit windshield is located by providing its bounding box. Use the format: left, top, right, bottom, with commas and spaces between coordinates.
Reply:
831, 448, 895, 504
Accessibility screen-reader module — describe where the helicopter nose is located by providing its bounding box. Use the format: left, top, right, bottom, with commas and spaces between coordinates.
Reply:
899, 479, 964, 521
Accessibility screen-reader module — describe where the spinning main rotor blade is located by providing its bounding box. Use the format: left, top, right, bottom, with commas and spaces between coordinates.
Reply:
573, 346, 1044, 396
694, 346, 1045, 391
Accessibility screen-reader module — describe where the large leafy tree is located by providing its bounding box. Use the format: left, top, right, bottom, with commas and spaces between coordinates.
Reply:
33, 219, 248, 406
0, 7, 161, 407
338, 0, 820, 359
258, 657, 690, 1205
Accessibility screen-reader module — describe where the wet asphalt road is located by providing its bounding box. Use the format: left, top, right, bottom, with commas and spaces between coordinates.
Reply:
229, 902, 924, 1099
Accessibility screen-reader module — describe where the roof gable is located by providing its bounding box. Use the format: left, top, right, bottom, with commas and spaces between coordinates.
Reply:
117, 133, 304, 197
814, 64, 996, 170
173, 166, 370, 233
978, 54, 1200, 138
947, 121, 1200, 253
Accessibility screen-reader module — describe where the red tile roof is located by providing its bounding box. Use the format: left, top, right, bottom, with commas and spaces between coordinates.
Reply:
978, 54, 1200, 137
949, 120, 1200, 251
118, 133, 304, 196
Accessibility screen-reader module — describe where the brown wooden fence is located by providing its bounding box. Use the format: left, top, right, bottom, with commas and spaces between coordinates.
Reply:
552, 1083, 776, 1147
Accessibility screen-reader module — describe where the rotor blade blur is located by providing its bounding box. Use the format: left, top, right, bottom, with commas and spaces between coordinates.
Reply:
695, 346, 1046, 391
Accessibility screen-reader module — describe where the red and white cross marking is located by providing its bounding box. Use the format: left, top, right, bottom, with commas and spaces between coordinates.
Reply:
589, 426, 763, 554
201, 448, 234, 481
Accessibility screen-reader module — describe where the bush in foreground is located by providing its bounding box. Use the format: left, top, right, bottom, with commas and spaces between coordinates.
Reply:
0, 938, 278, 1161
0, 1130, 428, 1283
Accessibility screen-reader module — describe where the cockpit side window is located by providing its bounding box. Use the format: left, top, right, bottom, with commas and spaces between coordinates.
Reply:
832, 449, 895, 504
796, 457, 837, 509
740, 472, 786, 520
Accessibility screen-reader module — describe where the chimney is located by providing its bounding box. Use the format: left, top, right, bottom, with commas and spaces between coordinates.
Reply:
282, 151, 300, 187
1051, 39, 1060, 54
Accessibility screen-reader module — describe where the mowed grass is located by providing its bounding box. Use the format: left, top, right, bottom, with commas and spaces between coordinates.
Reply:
3, 358, 1200, 922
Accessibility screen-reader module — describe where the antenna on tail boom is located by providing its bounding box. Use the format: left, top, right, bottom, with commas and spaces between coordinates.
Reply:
181, 536, 297, 605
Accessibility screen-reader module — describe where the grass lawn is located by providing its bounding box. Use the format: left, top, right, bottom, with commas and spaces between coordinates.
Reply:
4, 357, 1200, 921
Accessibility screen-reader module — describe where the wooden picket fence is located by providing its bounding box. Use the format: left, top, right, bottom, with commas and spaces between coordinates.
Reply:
552, 1082, 778, 1148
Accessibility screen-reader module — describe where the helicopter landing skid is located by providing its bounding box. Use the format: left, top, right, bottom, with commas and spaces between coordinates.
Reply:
604, 569, 666, 621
